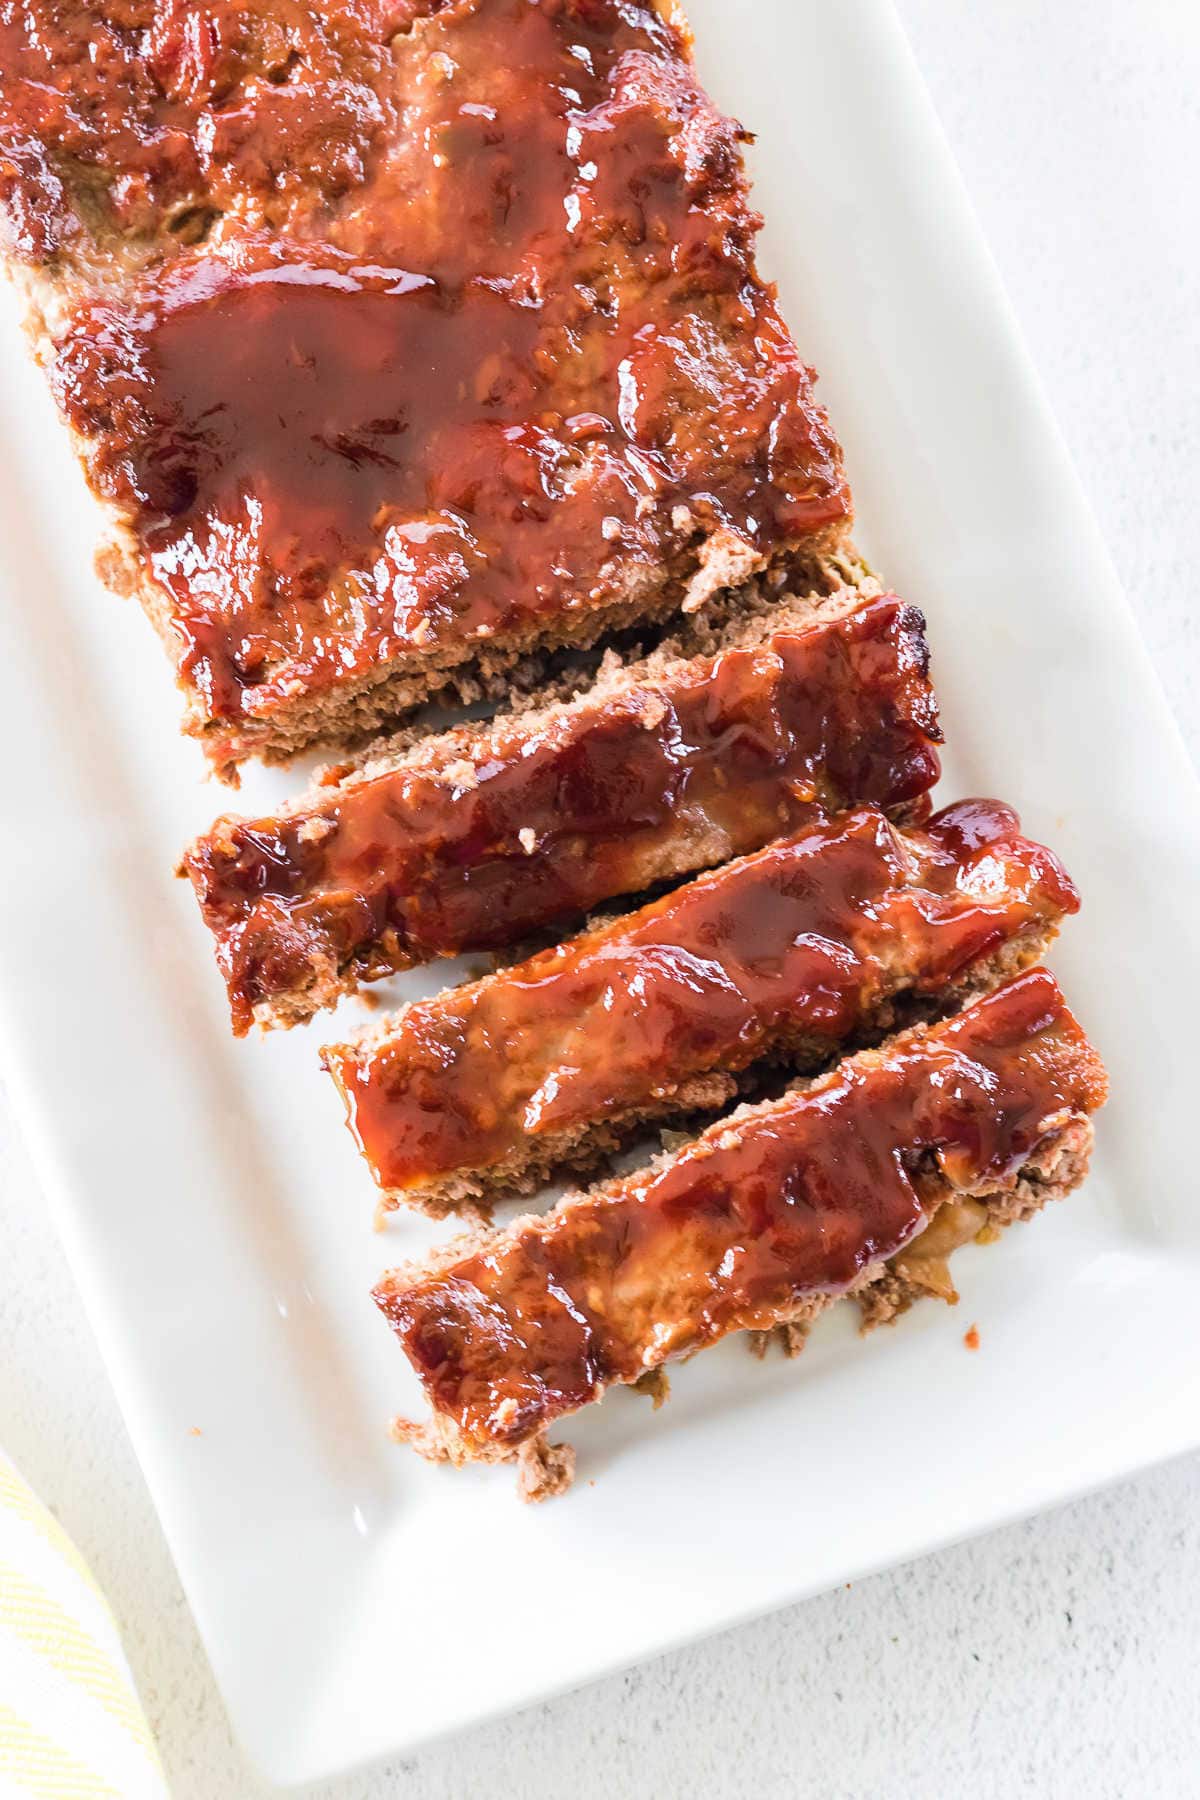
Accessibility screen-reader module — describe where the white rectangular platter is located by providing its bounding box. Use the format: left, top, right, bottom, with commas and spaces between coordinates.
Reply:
2, 0, 1198, 1786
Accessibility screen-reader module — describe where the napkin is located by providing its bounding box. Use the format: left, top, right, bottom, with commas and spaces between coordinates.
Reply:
0, 1453, 167, 1798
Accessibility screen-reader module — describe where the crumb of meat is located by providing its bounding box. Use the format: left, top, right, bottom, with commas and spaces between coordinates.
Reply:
516, 1435, 576, 1503
964, 1324, 981, 1350
748, 1303, 822, 1359
855, 1270, 921, 1330
632, 1368, 671, 1408
389, 1415, 452, 1461
679, 527, 762, 614
440, 757, 480, 792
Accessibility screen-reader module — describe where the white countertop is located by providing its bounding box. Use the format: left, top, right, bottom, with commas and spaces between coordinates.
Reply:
2, 2, 1197, 1793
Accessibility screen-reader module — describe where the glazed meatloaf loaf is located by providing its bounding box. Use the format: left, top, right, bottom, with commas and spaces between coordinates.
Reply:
181, 589, 943, 1033
0, 0, 851, 773
324, 799, 1080, 1219
374, 968, 1108, 1498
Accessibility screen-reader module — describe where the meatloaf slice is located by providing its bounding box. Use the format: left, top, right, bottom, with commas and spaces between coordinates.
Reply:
324, 799, 1079, 1219
374, 968, 1107, 1497
182, 589, 942, 1033
1, 0, 850, 773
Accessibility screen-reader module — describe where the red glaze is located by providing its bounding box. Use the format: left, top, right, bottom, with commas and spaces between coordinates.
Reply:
0, 1, 411, 259
4, 0, 849, 749
182, 596, 942, 1031
374, 970, 1107, 1451
325, 799, 1080, 1199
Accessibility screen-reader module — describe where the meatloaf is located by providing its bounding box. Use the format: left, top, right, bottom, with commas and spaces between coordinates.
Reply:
181, 589, 942, 1032
373, 968, 1107, 1497
324, 798, 1079, 1218
0, 0, 850, 773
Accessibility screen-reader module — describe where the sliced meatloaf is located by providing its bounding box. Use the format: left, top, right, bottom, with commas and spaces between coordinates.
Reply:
182, 589, 942, 1032
374, 969, 1107, 1498
324, 798, 1079, 1218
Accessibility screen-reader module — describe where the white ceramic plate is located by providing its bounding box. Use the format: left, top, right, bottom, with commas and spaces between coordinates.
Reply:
2, 0, 1198, 1786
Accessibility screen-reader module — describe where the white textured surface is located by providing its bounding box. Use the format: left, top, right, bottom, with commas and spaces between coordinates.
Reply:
1, 1, 1197, 1794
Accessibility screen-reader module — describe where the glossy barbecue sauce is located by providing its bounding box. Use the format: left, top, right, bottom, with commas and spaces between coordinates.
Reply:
16, 0, 849, 736
327, 800, 1080, 1196
376, 970, 1107, 1450
0, 1, 410, 256
184, 597, 942, 1031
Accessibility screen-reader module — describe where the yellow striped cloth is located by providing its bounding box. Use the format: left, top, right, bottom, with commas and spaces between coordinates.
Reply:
0, 1455, 167, 1798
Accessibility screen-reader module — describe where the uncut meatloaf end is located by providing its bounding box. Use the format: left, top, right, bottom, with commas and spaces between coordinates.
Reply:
0, 0, 854, 776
